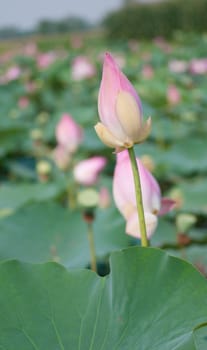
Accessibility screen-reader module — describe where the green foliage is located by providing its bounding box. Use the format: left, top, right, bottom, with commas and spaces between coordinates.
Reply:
0, 248, 207, 349
37, 16, 91, 35
0, 202, 130, 267
0, 26, 21, 39
104, 0, 207, 39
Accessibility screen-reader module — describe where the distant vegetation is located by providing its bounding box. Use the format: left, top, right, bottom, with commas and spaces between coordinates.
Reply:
104, 0, 207, 39
1, 0, 207, 40
0, 26, 24, 39
0, 16, 91, 39
36, 16, 90, 34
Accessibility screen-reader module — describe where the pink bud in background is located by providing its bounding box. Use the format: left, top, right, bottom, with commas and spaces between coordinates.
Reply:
95, 52, 151, 152
5, 66, 21, 81
142, 64, 154, 79
71, 56, 96, 81
56, 114, 83, 153
168, 60, 188, 73
113, 150, 175, 239
18, 96, 29, 109
52, 145, 71, 170
37, 52, 56, 69
73, 156, 107, 186
25, 81, 37, 93
99, 187, 111, 208
167, 84, 181, 105
153, 37, 172, 53
24, 42, 37, 56
189, 58, 207, 75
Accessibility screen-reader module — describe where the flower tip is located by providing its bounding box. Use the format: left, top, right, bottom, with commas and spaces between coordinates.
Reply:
105, 52, 113, 60
104, 52, 117, 69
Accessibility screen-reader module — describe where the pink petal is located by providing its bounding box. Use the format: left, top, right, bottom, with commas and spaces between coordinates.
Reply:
73, 156, 107, 186
113, 150, 161, 216
56, 114, 83, 152
98, 53, 142, 142
105, 53, 142, 108
159, 198, 176, 216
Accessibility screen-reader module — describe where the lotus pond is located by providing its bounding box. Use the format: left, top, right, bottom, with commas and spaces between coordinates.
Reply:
0, 32, 207, 349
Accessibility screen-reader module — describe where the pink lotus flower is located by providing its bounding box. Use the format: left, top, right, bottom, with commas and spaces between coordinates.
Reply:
113, 151, 175, 239
95, 52, 151, 152
167, 84, 181, 105
37, 52, 56, 69
71, 56, 96, 81
168, 60, 188, 73
73, 156, 107, 186
5, 66, 21, 81
56, 114, 83, 153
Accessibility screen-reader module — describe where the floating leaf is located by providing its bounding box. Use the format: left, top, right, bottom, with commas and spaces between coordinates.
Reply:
0, 202, 130, 267
0, 248, 207, 349
0, 182, 66, 212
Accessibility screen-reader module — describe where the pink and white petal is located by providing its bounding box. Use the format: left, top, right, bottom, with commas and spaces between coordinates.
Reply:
159, 197, 176, 216
113, 151, 136, 210
126, 211, 158, 239
137, 159, 161, 212
104, 52, 143, 115
98, 54, 127, 141
94, 122, 125, 149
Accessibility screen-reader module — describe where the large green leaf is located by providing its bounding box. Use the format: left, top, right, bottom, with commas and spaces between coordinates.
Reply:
0, 248, 207, 349
0, 202, 130, 267
0, 182, 66, 213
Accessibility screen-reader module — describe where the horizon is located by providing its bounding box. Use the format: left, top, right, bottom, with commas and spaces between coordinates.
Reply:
0, 0, 122, 30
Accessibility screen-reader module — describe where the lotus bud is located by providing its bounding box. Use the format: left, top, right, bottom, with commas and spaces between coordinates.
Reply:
36, 160, 52, 182
167, 84, 181, 105
113, 150, 175, 238
56, 114, 83, 153
71, 56, 96, 81
98, 187, 111, 208
95, 52, 151, 152
73, 156, 107, 186
52, 145, 71, 170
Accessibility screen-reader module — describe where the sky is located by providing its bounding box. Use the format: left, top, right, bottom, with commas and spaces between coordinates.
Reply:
0, 0, 123, 29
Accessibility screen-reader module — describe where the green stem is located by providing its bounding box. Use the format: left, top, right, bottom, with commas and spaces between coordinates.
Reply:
128, 147, 149, 247
87, 222, 97, 272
